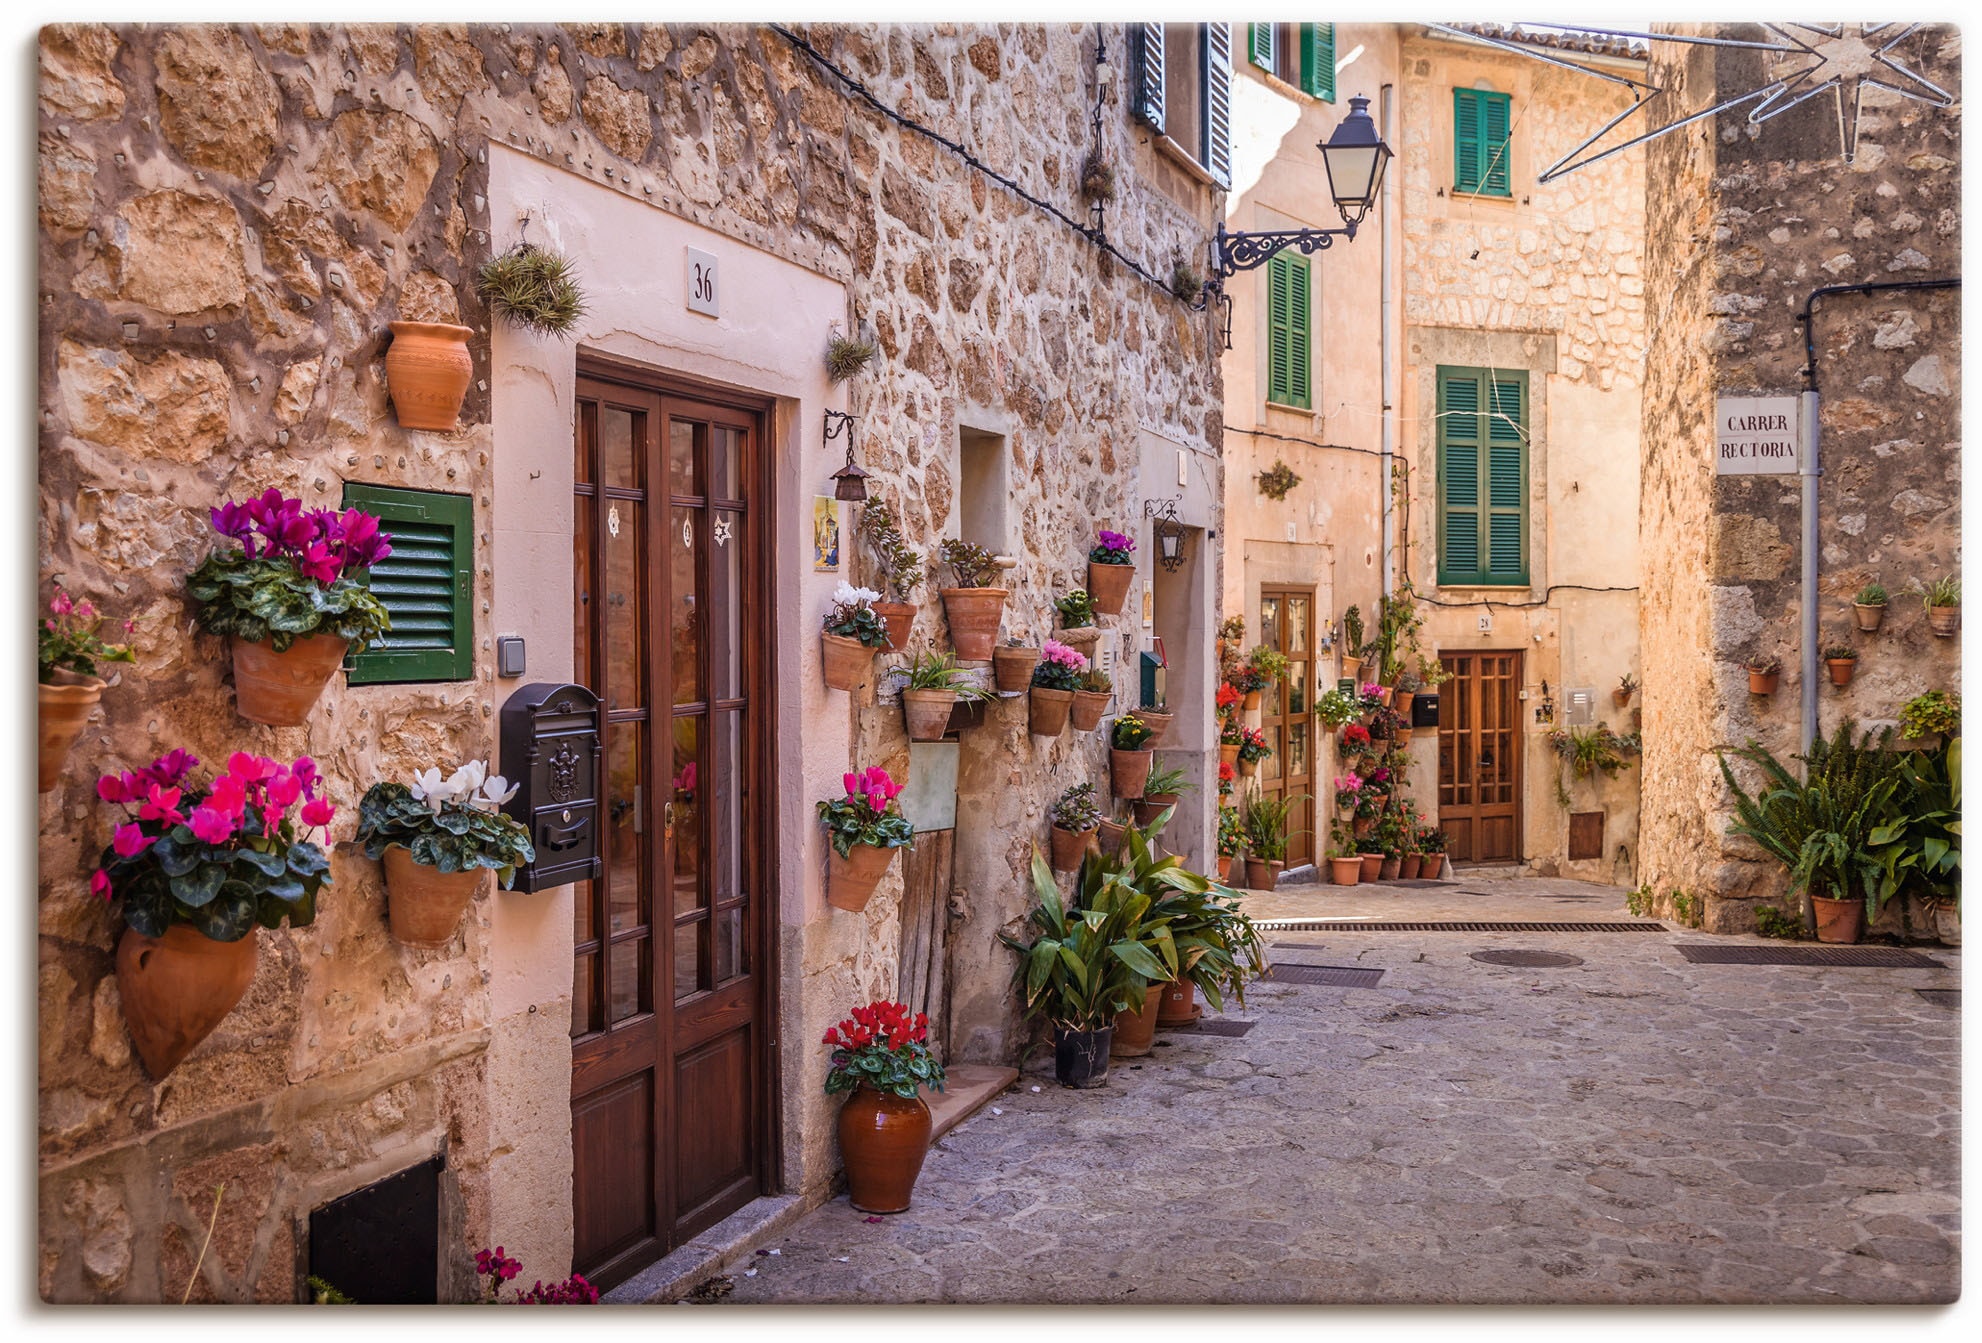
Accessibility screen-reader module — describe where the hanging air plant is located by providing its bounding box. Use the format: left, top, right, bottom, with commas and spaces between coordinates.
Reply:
1257, 460, 1301, 500
1079, 151, 1117, 204
826, 327, 879, 383
476, 243, 587, 337
1169, 260, 1205, 303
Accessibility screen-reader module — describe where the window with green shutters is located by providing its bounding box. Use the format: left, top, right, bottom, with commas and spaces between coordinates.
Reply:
1249, 23, 1333, 102
1436, 366, 1528, 586
1453, 88, 1512, 196
1301, 23, 1335, 102
342, 484, 474, 683
1266, 252, 1311, 409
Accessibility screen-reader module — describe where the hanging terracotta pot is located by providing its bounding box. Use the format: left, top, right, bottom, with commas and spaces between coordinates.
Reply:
1132, 791, 1181, 828
1138, 710, 1174, 746
872, 602, 916, 653
384, 320, 474, 432
827, 842, 897, 912
1352, 815, 1375, 839
1070, 688, 1111, 731
1218, 742, 1241, 770
1111, 746, 1153, 798
1028, 686, 1074, 736
820, 633, 877, 692
1358, 853, 1383, 881
1826, 657, 1857, 688
1926, 605, 1959, 637
1329, 855, 1362, 885
1343, 656, 1362, 682
116, 923, 258, 1080
1852, 602, 1886, 633
1110, 986, 1163, 1057
1748, 668, 1781, 695
940, 587, 1007, 661
1395, 691, 1417, 719
837, 1084, 933, 1214
902, 688, 958, 741
1097, 817, 1127, 853
1155, 978, 1200, 1027
230, 633, 349, 727
1086, 561, 1134, 616
1398, 853, 1423, 880
1050, 625, 1101, 662
1244, 858, 1282, 890
1242, 689, 1262, 712
1612, 688, 1633, 709
1811, 894, 1865, 945
383, 846, 484, 948
1049, 824, 1097, 872
1398, 726, 1416, 746
991, 645, 1041, 692
38, 670, 105, 792
1237, 756, 1258, 779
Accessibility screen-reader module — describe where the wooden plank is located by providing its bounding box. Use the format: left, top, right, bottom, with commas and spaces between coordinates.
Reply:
898, 829, 954, 1039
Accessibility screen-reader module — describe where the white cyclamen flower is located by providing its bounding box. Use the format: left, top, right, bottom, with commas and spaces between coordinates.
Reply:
481, 774, 521, 808
831, 581, 881, 609
410, 766, 452, 813
447, 759, 488, 798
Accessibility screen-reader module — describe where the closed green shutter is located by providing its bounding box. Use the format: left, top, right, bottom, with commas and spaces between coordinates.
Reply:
1301, 23, 1335, 102
1454, 88, 1512, 195
342, 484, 474, 683
1437, 367, 1527, 585
1266, 253, 1310, 409
1249, 23, 1274, 70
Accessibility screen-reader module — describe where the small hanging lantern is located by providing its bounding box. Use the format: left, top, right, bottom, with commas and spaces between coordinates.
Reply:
1144, 497, 1188, 573
824, 410, 869, 502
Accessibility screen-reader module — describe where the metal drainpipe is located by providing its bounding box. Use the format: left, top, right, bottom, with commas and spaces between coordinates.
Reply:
1379, 83, 1397, 601
1792, 277, 1960, 760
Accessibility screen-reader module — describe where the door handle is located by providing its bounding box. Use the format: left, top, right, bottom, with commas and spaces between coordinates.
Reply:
663, 801, 676, 843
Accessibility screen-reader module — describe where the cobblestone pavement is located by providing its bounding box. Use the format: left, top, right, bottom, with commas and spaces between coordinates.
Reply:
715, 876, 1960, 1305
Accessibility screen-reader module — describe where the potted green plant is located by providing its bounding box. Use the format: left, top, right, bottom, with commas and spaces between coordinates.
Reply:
1914, 573, 1959, 637
1824, 645, 1858, 688
1049, 782, 1103, 872
1216, 804, 1244, 882
1029, 638, 1089, 736
1899, 689, 1960, 744
1240, 785, 1306, 890
1134, 760, 1194, 828
937, 539, 1007, 661
1852, 581, 1888, 633
1215, 614, 1247, 667
357, 759, 533, 948
38, 586, 135, 792
1086, 528, 1137, 615
1236, 725, 1272, 779
1420, 826, 1450, 880
89, 748, 333, 1078
190, 491, 392, 726
1050, 587, 1101, 661
901, 650, 992, 741
1242, 645, 1290, 711
1340, 605, 1365, 681
857, 494, 924, 651
1355, 833, 1385, 880
1071, 665, 1113, 731
821, 582, 890, 692
823, 999, 946, 1213
1614, 673, 1640, 708
1327, 827, 1363, 885
1317, 686, 1358, 731
817, 766, 913, 912
1746, 654, 1782, 696
1110, 712, 1155, 798
991, 638, 1042, 692
1149, 836, 1269, 1028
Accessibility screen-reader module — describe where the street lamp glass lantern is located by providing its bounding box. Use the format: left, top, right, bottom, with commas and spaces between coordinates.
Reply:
1319, 94, 1392, 229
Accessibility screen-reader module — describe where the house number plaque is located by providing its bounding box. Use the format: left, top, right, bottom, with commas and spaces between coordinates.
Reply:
686, 247, 719, 318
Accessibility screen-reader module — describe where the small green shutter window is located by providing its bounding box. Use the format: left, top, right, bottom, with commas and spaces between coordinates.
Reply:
1249, 23, 1275, 70
1454, 88, 1512, 195
342, 483, 474, 683
1437, 366, 1527, 586
1266, 253, 1311, 409
1301, 23, 1335, 102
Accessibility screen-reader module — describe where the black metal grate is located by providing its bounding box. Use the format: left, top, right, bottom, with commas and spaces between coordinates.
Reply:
1266, 964, 1386, 987
1470, 949, 1585, 968
1674, 943, 1947, 968
308, 1154, 441, 1304
1270, 941, 1332, 951
1253, 919, 1667, 933
1169, 1017, 1257, 1036
1916, 989, 1960, 1009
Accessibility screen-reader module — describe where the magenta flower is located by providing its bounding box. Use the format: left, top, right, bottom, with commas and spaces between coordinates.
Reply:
137, 785, 184, 827
90, 870, 112, 901
141, 749, 200, 788
301, 796, 336, 828
265, 770, 303, 811
1096, 529, 1134, 552
189, 807, 236, 845
226, 751, 275, 782
50, 588, 73, 616
207, 774, 249, 818
112, 824, 153, 858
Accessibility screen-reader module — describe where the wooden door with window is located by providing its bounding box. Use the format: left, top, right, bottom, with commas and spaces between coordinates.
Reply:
1257, 588, 1316, 869
1436, 651, 1522, 864
569, 369, 775, 1290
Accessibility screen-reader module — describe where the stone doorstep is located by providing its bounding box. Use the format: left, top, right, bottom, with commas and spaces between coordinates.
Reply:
602, 1064, 1016, 1304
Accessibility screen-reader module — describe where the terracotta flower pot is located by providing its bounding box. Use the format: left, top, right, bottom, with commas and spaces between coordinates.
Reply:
1110, 746, 1153, 798
1380, 856, 1402, 881
1358, 853, 1383, 881
991, 645, 1041, 692
1242, 689, 1262, 712
821, 633, 877, 692
1395, 691, 1416, 719
1613, 689, 1633, 708
384, 320, 474, 432
1852, 602, 1886, 633
1352, 816, 1375, 840
1132, 792, 1180, 828
230, 633, 350, 727
1053, 1025, 1114, 1088
827, 842, 897, 912
871, 601, 916, 652
1049, 824, 1097, 872
1237, 756, 1258, 778
1811, 894, 1865, 945
1826, 658, 1857, 688
902, 688, 957, 741
1137, 710, 1174, 746
1097, 818, 1127, 853
941, 587, 1007, 661
1028, 686, 1074, 736
1110, 987, 1163, 1057
1086, 560, 1134, 616
1329, 856, 1362, 885
1398, 854, 1422, 880
1748, 669, 1780, 695
1155, 978, 1200, 1027
837, 1084, 932, 1214
38, 671, 105, 792
1070, 688, 1111, 731
1050, 625, 1101, 662
116, 923, 258, 1080
1926, 605, 1959, 637
1216, 854, 1235, 882
1343, 656, 1362, 682
1244, 858, 1282, 890
383, 846, 485, 948
1218, 742, 1241, 769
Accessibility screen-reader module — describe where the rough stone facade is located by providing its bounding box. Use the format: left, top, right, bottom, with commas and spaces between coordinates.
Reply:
39, 22, 1221, 1301
1635, 24, 1961, 932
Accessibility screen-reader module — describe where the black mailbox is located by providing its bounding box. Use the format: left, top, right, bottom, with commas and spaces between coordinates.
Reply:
499, 682, 602, 893
1410, 691, 1441, 729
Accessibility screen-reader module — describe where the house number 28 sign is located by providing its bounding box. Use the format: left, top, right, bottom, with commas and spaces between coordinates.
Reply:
686, 247, 719, 318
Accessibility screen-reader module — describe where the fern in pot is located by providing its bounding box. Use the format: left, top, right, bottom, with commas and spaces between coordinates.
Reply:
358, 759, 533, 948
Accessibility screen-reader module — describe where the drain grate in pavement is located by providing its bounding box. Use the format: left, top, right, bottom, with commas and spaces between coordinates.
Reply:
1253, 919, 1667, 934
1470, 949, 1584, 968
1270, 941, 1331, 951
1674, 944, 1946, 968
1265, 964, 1386, 988
1916, 989, 1960, 1009
1168, 1017, 1257, 1036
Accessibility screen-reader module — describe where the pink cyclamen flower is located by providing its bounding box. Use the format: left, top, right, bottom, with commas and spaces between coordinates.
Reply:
112, 823, 154, 859
189, 807, 236, 845
226, 751, 276, 783
50, 588, 73, 616
90, 870, 113, 901
843, 772, 860, 799
138, 785, 184, 826
97, 773, 135, 806
301, 796, 336, 828
265, 770, 303, 810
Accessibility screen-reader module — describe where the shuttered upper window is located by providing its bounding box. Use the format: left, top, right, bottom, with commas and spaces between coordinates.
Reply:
342, 483, 474, 682
1454, 88, 1512, 196
1436, 366, 1528, 587
1266, 253, 1311, 409
1133, 23, 1234, 189
1247, 23, 1335, 103
1301, 24, 1335, 102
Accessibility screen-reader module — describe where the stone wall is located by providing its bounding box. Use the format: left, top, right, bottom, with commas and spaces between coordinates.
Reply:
1635, 24, 1961, 931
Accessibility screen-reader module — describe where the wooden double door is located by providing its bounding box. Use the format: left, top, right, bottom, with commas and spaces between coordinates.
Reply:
1256, 587, 1316, 869
569, 367, 777, 1289
1436, 650, 1522, 864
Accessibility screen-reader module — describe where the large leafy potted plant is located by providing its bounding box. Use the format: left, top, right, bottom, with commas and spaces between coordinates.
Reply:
1048, 782, 1103, 872
1240, 786, 1306, 890
856, 494, 924, 651
938, 540, 1006, 661
189, 491, 392, 725
1151, 829, 1270, 1028
821, 582, 890, 692
1028, 638, 1088, 736
824, 1000, 946, 1214
1110, 712, 1154, 798
818, 767, 913, 912
89, 749, 333, 1078
1133, 760, 1194, 828
900, 649, 993, 741
357, 759, 533, 948
1086, 528, 1136, 615
38, 586, 135, 792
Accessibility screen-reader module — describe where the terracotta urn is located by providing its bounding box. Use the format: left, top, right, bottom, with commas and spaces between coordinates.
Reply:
1826, 657, 1857, 688
38, 670, 105, 792
827, 842, 897, 912
837, 1084, 932, 1214
116, 923, 258, 1080
1110, 986, 1163, 1057
384, 846, 485, 948
1811, 894, 1865, 945
1086, 560, 1134, 616
1155, 977, 1200, 1027
1852, 602, 1886, 633
230, 633, 349, 727
1028, 686, 1074, 736
1329, 855, 1362, 885
991, 645, 1041, 692
1070, 688, 1111, 731
1137, 709, 1174, 746
384, 320, 474, 432
1110, 746, 1153, 798
1926, 605, 1959, 638
820, 633, 877, 692
1358, 853, 1383, 881
902, 688, 957, 741
1048, 824, 1097, 873
1244, 858, 1283, 890
872, 601, 916, 653
940, 587, 1007, 661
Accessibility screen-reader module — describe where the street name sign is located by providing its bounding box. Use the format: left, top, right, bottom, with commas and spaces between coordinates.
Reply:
1715, 394, 1801, 474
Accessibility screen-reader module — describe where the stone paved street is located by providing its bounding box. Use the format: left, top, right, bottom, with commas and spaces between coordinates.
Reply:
712, 876, 1960, 1305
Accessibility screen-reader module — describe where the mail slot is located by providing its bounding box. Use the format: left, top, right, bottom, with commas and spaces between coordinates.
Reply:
1410, 691, 1441, 729
499, 682, 602, 893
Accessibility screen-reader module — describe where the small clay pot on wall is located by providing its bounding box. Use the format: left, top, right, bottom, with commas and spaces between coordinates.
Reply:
1926, 605, 1959, 638
1049, 824, 1097, 872
1028, 687, 1074, 736
1747, 667, 1781, 696
384, 321, 474, 432
991, 645, 1040, 692
1852, 602, 1886, 633
1137, 710, 1174, 746
231, 634, 350, 727
1110, 746, 1153, 798
1086, 560, 1134, 616
872, 602, 916, 653
821, 634, 877, 692
116, 924, 259, 1080
38, 670, 104, 792
383, 847, 485, 948
827, 842, 897, 912
1826, 657, 1857, 688
1069, 688, 1111, 732
940, 587, 1007, 661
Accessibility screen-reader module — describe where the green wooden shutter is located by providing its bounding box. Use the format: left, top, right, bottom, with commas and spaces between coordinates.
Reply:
1485, 376, 1528, 581
1249, 23, 1274, 70
1437, 369, 1482, 583
1301, 23, 1335, 102
1455, 89, 1512, 195
1437, 367, 1526, 586
1266, 254, 1310, 409
342, 484, 474, 683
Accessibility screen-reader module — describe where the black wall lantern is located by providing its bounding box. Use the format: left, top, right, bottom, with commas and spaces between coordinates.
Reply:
824, 409, 869, 501
1144, 497, 1187, 573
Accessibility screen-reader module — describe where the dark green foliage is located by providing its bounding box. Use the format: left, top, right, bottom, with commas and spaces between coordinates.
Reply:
825, 331, 879, 383
105, 819, 327, 943
939, 538, 1000, 588
356, 783, 535, 888
188, 552, 390, 653
476, 244, 587, 336
1752, 905, 1802, 940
